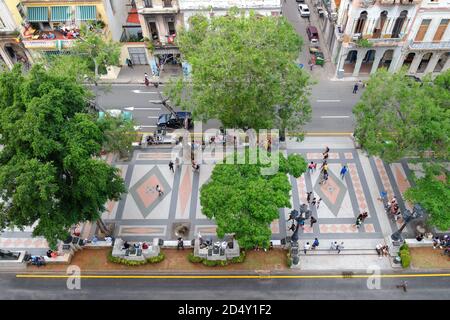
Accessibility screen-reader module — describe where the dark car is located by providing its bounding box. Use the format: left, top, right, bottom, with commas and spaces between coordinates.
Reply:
157, 111, 192, 129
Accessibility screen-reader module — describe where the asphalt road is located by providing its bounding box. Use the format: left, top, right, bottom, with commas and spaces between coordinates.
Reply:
93, 82, 359, 134
1, 273, 450, 300
92, 0, 361, 134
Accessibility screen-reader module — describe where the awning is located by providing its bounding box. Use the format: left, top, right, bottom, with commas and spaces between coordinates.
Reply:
51, 6, 71, 22
126, 8, 140, 24
76, 5, 97, 21
27, 7, 49, 22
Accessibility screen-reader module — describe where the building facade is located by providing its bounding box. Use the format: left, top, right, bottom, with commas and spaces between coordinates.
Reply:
318, 0, 449, 78
399, 0, 450, 75
3, 0, 124, 60
0, 0, 32, 70
178, 0, 282, 28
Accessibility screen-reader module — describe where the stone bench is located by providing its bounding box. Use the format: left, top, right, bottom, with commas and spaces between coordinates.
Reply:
43, 252, 73, 264
163, 240, 192, 248
405, 238, 434, 247
83, 241, 113, 249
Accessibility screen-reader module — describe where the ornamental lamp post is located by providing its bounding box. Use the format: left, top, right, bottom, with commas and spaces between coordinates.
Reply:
391, 204, 425, 242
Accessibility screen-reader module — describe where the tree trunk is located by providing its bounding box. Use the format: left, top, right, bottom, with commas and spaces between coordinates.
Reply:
94, 60, 99, 80
96, 218, 109, 235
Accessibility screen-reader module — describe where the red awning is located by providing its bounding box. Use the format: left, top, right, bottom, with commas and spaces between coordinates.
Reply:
126, 8, 140, 24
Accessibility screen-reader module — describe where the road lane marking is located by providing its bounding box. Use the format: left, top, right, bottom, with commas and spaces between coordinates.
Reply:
139, 125, 157, 128
132, 90, 159, 94
15, 273, 450, 279
316, 99, 341, 102
125, 107, 161, 111
320, 116, 350, 119
147, 116, 159, 119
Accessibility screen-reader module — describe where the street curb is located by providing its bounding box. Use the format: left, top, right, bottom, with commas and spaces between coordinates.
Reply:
8, 267, 450, 276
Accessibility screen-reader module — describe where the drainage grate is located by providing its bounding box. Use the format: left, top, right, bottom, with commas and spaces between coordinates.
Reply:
342, 271, 354, 278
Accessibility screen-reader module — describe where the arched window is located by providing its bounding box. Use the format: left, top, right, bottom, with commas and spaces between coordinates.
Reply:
373, 11, 388, 39
354, 11, 368, 35
391, 10, 408, 38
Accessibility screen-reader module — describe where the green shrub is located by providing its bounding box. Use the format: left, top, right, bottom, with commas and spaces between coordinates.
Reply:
400, 251, 411, 268
108, 251, 165, 266
399, 243, 409, 253
189, 251, 246, 266
188, 253, 204, 263
286, 252, 292, 268
147, 253, 165, 264
230, 251, 246, 264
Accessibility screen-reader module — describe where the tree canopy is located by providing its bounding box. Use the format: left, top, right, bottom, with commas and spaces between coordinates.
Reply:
404, 164, 449, 231
164, 9, 312, 139
353, 69, 450, 163
200, 150, 307, 249
72, 22, 121, 79
353, 69, 450, 230
0, 65, 125, 248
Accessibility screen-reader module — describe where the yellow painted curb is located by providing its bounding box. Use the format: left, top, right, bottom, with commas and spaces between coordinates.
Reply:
16, 273, 450, 280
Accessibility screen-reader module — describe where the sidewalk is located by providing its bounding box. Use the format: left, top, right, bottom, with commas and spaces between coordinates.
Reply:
98, 64, 182, 84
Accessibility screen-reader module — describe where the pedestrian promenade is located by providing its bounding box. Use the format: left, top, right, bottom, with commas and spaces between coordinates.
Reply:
0, 136, 427, 270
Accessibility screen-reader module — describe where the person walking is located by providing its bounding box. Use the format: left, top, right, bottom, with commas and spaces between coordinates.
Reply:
310, 216, 317, 228
156, 184, 163, 197
353, 82, 359, 94
169, 161, 174, 173
330, 241, 338, 251
316, 198, 322, 209
308, 161, 316, 174
396, 281, 408, 292
340, 165, 348, 179
177, 237, 184, 250
355, 216, 362, 228
312, 238, 319, 250
288, 222, 296, 232
311, 197, 317, 207
306, 191, 313, 203
361, 211, 369, 222
337, 242, 344, 254
303, 242, 311, 254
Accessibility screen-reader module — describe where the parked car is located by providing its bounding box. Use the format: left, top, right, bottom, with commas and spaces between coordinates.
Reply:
298, 4, 310, 17
157, 111, 193, 129
307, 26, 319, 41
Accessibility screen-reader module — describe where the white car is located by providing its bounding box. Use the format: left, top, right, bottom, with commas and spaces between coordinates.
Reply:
298, 4, 310, 18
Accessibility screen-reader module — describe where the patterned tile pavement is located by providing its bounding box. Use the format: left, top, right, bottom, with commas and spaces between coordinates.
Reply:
1, 142, 428, 251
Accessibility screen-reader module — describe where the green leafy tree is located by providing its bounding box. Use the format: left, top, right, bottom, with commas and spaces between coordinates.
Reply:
165, 9, 311, 139
404, 165, 450, 231
73, 22, 121, 79
200, 150, 306, 249
0, 65, 125, 248
98, 115, 137, 160
354, 69, 450, 230
353, 69, 449, 162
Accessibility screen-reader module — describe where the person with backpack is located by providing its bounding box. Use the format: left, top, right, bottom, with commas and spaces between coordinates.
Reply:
312, 238, 319, 250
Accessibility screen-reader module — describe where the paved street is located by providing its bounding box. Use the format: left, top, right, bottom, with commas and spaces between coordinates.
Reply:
1, 273, 449, 299
93, 81, 360, 134
93, 1, 363, 135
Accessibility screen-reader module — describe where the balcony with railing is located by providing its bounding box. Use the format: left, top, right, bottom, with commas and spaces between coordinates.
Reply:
21, 27, 78, 50
408, 40, 450, 50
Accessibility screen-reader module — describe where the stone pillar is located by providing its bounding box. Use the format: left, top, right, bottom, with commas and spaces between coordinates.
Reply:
371, 49, 384, 74
408, 52, 424, 74
442, 53, 450, 72
424, 52, 441, 74
389, 48, 403, 73
352, 49, 366, 77
0, 45, 14, 69
156, 15, 168, 44
393, 53, 406, 73
138, 13, 151, 39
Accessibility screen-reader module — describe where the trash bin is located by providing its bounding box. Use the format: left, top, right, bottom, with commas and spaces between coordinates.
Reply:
337, 69, 345, 79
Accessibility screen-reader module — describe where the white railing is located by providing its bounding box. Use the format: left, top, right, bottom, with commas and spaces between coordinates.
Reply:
409, 40, 450, 50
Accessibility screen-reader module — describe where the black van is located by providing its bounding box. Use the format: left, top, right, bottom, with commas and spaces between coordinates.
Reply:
157, 111, 193, 129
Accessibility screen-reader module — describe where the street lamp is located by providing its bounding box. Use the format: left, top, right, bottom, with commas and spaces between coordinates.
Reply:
391, 204, 425, 242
